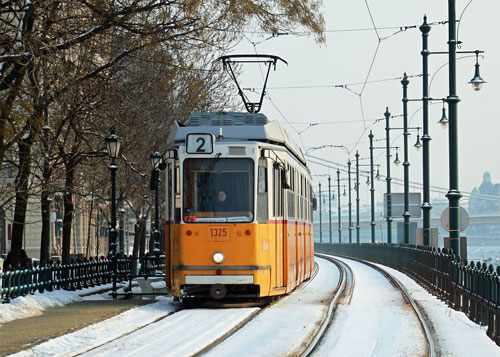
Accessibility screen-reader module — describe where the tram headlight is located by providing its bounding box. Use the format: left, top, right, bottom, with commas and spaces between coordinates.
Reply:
213, 252, 225, 264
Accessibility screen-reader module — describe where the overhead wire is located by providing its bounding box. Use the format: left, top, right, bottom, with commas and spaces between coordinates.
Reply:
307, 154, 489, 202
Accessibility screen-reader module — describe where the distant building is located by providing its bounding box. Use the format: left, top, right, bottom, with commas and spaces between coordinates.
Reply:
468, 172, 500, 215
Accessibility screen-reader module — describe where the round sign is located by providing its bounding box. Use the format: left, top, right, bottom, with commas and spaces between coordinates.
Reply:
440, 207, 469, 232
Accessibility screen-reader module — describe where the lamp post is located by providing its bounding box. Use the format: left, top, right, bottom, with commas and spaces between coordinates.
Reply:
328, 175, 332, 244
384, 108, 393, 244
150, 151, 162, 254
402, 74, 411, 244
355, 152, 372, 244
105, 126, 121, 299
448, 1, 461, 256
336, 169, 341, 243
369, 130, 375, 243
370, 109, 400, 244
318, 182, 322, 243
420, 16, 432, 247
347, 160, 353, 244
105, 126, 122, 255
355, 151, 360, 244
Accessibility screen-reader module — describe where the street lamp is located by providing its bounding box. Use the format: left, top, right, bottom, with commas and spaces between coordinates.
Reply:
347, 160, 353, 244
318, 182, 322, 243
314, 174, 333, 244
369, 131, 375, 243
105, 126, 122, 299
468, 50, 486, 91
150, 151, 163, 254
328, 175, 333, 243
401, 74, 411, 244
414, 128, 422, 151
355, 152, 360, 244
438, 102, 449, 128
337, 169, 341, 243
105, 126, 122, 255
393, 148, 401, 166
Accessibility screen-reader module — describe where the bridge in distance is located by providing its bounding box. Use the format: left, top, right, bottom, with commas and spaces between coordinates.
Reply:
314, 214, 500, 232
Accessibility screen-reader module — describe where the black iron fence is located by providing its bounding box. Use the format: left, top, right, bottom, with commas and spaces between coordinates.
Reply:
316, 243, 500, 346
1, 254, 165, 304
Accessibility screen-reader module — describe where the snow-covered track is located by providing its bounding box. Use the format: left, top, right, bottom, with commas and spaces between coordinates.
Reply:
357, 258, 437, 357
301, 255, 352, 356
316, 253, 437, 357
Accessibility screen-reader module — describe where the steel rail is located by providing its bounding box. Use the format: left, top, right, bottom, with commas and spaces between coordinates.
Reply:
301, 254, 353, 356
319, 252, 438, 357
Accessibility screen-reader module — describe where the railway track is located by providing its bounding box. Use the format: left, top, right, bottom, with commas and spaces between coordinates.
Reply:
310, 253, 437, 357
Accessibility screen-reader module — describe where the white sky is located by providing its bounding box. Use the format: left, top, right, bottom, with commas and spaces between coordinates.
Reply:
230, 0, 499, 208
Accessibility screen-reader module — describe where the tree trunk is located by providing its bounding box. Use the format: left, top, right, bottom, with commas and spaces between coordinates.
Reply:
131, 220, 142, 274
40, 117, 52, 264
139, 219, 146, 258
40, 190, 51, 264
62, 157, 75, 264
10, 137, 33, 268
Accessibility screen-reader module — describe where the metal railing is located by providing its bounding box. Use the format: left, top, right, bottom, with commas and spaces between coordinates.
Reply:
1, 254, 165, 303
316, 243, 500, 346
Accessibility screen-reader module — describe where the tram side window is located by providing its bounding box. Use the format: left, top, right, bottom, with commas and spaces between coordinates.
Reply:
273, 165, 282, 218
257, 164, 268, 223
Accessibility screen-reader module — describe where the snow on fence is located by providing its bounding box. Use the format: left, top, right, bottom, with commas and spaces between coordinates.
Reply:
316, 243, 500, 346
0, 254, 165, 303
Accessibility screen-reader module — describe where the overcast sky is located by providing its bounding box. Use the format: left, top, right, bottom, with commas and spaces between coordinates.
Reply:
230, 0, 499, 210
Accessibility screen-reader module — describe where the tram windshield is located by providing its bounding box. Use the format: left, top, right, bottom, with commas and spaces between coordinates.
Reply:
183, 158, 254, 223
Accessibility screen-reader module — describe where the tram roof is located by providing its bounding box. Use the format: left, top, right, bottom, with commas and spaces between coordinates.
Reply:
167, 112, 306, 164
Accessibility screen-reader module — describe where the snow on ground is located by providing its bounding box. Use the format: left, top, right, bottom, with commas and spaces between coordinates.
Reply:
374, 261, 500, 356
11, 296, 179, 357
80, 307, 259, 356
0, 284, 118, 325
312, 257, 425, 356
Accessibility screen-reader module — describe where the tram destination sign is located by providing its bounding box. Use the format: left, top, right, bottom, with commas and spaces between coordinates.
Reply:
384, 192, 421, 218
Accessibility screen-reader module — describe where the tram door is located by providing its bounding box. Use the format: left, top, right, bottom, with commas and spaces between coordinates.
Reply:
165, 161, 176, 287
273, 164, 285, 288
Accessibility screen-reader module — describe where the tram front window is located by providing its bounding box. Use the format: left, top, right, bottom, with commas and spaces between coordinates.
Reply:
183, 158, 254, 223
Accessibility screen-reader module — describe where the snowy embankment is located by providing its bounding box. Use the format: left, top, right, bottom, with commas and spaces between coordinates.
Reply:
374, 261, 500, 356
0, 284, 121, 325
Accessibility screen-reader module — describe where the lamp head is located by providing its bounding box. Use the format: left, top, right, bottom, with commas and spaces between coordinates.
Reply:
105, 126, 122, 159
414, 132, 422, 151
150, 151, 163, 170
469, 63, 486, 91
438, 107, 449, 129
469, 52, 486, 91
393, 151, 401, 166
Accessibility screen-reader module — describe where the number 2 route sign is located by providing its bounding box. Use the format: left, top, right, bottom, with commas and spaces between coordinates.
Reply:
186, 133, 214, 154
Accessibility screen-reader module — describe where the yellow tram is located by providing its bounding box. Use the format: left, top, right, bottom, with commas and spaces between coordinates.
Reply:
164, 111, 314, 300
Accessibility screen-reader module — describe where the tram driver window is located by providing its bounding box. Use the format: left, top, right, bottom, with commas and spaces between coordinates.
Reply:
183, 158, 254, 223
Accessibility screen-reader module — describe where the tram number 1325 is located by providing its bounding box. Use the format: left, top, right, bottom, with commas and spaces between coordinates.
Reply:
208, 226, 230, 241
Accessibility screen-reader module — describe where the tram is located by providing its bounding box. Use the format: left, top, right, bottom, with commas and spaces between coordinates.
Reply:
163, 111, 315, 300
